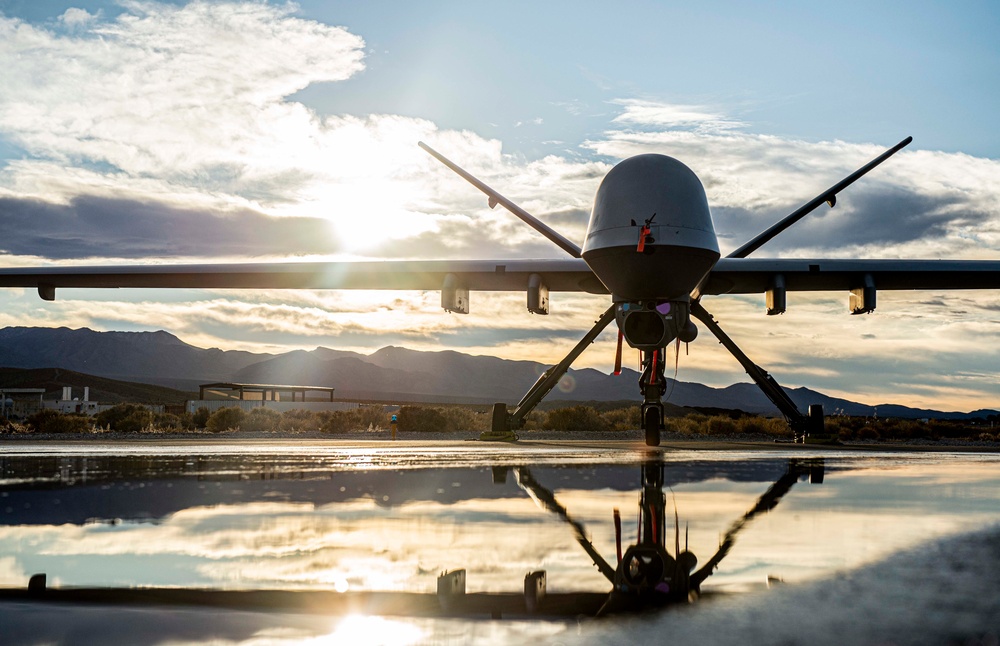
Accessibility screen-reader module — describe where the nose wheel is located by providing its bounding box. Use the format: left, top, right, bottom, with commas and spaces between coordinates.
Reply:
640, 348, 667, 447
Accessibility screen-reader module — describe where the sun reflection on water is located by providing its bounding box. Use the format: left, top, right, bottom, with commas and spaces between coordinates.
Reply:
322, 614, 426, 646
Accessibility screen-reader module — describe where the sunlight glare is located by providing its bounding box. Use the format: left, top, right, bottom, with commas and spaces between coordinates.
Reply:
320, 614, 425, 646
303, 184, 438, 253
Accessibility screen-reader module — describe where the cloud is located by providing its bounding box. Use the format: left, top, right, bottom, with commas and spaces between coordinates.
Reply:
0, 2, 364, 191
0, 286, 613, 361
611, 99, 747, 134
709, 188, 965, 256
0, 195, 337, 259
58, 8, 98, 29
0, 3, 607, 259
586, 125, 1000, 258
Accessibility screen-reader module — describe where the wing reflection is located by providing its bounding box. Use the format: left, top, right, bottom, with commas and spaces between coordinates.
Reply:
514, 457, 825, 615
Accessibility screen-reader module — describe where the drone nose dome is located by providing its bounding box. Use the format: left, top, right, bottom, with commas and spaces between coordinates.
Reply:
582, 154, 720, 301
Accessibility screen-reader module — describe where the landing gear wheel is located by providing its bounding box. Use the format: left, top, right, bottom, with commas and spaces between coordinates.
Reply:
643, 408, 660, 447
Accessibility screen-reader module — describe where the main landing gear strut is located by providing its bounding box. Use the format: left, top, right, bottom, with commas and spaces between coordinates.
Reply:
690, 301, 825, 443
484, 305, 617, 442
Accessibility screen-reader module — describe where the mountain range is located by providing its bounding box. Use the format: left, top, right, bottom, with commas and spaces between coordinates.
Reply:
0, 326, 995, 420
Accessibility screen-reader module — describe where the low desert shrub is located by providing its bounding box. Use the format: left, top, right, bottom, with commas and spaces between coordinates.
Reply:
316, 408, 393, 433
192, 406, 211, 429
26, 409, 91, 434
757, 417, 793, 437
206, 407, 245, 433
396, 406, 449, 432
278, 409, 323, 433
354, 406, 389, 431
705, 415, 737, 435
856, 426, 881, 441
671, 414, 708, 435
543, 406, 609, 432
242, 407, 282, 433
95, 403, 153, 433
319, 410, 354, 434
601, 407, 639, 432
152, 412, 185, 431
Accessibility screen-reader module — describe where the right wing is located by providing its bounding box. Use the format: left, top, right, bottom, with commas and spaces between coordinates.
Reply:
702, 258, 1000, 294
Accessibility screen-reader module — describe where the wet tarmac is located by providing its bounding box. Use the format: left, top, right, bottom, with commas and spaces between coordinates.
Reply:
1, 440, 999, 645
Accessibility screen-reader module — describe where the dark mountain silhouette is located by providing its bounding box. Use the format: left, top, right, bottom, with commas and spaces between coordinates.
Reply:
1, 326, 995, 419
0, 326, 268, 389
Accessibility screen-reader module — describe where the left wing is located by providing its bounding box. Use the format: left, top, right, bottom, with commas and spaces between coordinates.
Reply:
0, 259, 607, 300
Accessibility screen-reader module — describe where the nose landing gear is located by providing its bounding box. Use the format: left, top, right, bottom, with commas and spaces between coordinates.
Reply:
640, 348, 668, 447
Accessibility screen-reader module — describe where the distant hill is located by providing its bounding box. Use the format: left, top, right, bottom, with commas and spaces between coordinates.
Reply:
0, 327, 268, 388
1, 326, 996, 420
0, 367, 193, 404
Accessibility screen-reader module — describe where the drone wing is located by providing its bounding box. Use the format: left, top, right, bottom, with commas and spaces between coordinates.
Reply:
0, 258, 606, 302
702, 258, 1000, 314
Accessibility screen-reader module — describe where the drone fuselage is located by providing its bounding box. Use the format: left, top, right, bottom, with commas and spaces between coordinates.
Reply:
582, 154, 719, 349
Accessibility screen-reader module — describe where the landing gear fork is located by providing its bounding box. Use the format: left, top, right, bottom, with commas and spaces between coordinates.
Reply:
640, 347, 667, 447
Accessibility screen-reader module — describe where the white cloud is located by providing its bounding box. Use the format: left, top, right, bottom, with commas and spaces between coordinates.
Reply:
58, 7, 98, 28
0, 287, 614, 359
0, 2, 365, 203
0, 556, 26, 585
611, 99, 747, 134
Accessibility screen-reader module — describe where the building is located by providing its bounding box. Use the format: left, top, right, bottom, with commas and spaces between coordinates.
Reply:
1, 388, 45, 419
187, 382, 359, 414
39, 387, 163, 416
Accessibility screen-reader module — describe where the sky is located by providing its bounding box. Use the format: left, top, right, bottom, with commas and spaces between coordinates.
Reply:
0, 1, 999, 411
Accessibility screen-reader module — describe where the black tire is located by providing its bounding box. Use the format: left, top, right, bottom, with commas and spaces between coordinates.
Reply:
644, 408, 660, 446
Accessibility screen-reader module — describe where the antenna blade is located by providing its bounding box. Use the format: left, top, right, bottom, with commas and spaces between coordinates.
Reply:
419, 141, 583, 258
727, 136, 912, 259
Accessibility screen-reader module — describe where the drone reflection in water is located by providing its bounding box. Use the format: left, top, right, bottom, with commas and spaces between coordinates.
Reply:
2, 446, 1000, 627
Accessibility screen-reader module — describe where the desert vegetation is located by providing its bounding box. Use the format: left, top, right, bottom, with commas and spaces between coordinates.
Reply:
0, 402, 997, 442
822, 414, 999, 442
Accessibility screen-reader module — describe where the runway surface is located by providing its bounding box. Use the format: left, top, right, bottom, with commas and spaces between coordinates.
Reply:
1, 440, 998, 645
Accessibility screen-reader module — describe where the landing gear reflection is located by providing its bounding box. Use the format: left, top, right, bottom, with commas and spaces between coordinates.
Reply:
640, 347, 667, 447
643, 408, 660, 446
514, 458, 825, 616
